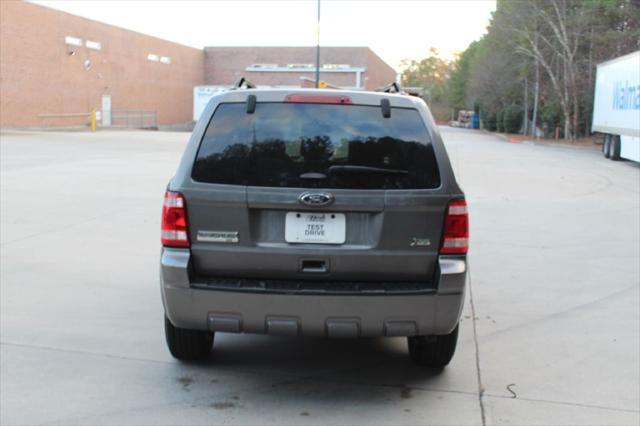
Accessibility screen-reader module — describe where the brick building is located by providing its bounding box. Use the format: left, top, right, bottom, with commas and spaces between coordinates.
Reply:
204, 47, 396, 90
0, 1, 204, 128
0, 2, 397, 129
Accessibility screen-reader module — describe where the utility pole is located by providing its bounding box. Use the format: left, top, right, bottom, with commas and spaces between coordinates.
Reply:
315, 0, 320, 88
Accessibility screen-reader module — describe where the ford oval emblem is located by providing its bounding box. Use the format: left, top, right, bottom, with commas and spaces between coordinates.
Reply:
299, 192, 334, 206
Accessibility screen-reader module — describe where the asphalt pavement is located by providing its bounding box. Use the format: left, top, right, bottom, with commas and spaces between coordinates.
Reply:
1, 127, 638, 425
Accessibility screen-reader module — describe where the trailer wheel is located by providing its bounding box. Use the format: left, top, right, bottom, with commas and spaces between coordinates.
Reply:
610, 136, 621, 161
603, 135, 611, 159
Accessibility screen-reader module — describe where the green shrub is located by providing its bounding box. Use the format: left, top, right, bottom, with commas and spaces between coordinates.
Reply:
482, 111, 497, 131
540, 102, 562, 137
503, 104, 523, 134
496, 110, 504, 132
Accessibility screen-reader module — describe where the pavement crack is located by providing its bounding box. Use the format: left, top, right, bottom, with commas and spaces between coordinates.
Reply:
481, 284, 638, 341
0, 211, 118, 246
313, 377, 478, 398
467, 261, 487, 426
0, 340, 305, 381
484, 392, 640, 414
0, 341, 174, 365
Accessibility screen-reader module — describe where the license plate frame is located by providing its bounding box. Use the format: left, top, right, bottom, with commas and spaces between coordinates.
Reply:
285, 212, 346, 244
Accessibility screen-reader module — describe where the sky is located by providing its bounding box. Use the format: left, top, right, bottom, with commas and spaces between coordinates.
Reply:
33, 0, 496, 70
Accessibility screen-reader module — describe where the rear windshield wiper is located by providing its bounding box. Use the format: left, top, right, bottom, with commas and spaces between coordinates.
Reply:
299, 166, 408, 181
327, 165, 409, 175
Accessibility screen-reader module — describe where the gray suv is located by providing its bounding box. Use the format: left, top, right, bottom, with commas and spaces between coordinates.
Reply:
160, 83, 468, 368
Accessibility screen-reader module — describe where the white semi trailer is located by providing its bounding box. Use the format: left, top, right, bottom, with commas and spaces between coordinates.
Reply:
592, 50, 640, 162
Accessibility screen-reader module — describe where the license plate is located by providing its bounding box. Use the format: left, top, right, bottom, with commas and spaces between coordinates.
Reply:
285, 212, 346, 244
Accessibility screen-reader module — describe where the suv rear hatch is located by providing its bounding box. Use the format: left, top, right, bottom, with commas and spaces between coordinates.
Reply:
183, 96, 448, 284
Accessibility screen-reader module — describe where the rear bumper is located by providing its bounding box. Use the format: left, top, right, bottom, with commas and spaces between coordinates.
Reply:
160, 248, 467, 337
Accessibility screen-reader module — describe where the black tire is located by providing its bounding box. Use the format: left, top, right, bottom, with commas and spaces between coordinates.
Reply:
603, 135, 611, 159
610, 135, 621, 161
164, 316, 214, 361
408, 325, 459, 368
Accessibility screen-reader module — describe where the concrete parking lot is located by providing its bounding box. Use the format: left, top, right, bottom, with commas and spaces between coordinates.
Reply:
1, 127, 638, 425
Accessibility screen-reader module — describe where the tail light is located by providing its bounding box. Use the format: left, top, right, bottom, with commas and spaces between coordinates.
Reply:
161, 191, 189, 248
284, 94, 352, 104
440, 199, 469, 254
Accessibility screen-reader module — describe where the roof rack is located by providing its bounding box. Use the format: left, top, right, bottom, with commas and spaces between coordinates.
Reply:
376, 82, 404, 94
231, 77, 256, 90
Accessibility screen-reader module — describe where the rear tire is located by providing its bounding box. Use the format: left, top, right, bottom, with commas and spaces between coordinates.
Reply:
603, 135, 611, 158
408, 324, 459, 368
164, 316, 214, 361
610, 136, 621, 161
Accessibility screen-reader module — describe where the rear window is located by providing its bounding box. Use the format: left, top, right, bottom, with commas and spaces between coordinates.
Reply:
192, 102, 440, 189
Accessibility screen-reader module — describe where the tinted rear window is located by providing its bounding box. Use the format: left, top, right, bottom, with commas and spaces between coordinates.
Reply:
192, 102, 440, 189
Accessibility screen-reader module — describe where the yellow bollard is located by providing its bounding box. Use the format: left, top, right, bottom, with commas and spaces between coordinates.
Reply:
90, 110, 96, 132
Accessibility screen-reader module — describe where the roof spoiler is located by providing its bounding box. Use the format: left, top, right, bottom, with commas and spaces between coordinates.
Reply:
231, 77, 256, 90
376, 82, 403, 94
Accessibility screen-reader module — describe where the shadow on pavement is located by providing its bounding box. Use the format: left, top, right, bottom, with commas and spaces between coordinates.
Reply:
181, 335, 452, 393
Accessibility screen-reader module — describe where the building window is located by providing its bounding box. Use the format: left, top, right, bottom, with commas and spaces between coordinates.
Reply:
85, 40, 101, 50
64, 36, 83, 47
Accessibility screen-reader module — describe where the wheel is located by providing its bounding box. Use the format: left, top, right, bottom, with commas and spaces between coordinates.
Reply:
164, 316, 214, 361
408, 324, 459, 368
603, 135, 611, 158
610, 136, 621, 161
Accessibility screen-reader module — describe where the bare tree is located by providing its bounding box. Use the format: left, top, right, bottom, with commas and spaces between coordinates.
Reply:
445, 0, 639, 138
507, 1, 578, 139
531, 55, 539, 137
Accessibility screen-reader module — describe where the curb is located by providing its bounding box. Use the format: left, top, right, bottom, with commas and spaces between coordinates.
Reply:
483, 131, 521, 144
483, 130, 599, 151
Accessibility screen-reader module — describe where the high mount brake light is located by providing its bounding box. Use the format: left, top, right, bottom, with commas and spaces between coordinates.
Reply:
161, 191, 189, 248
284, 94, 353, 104
440, 200, 469, 255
